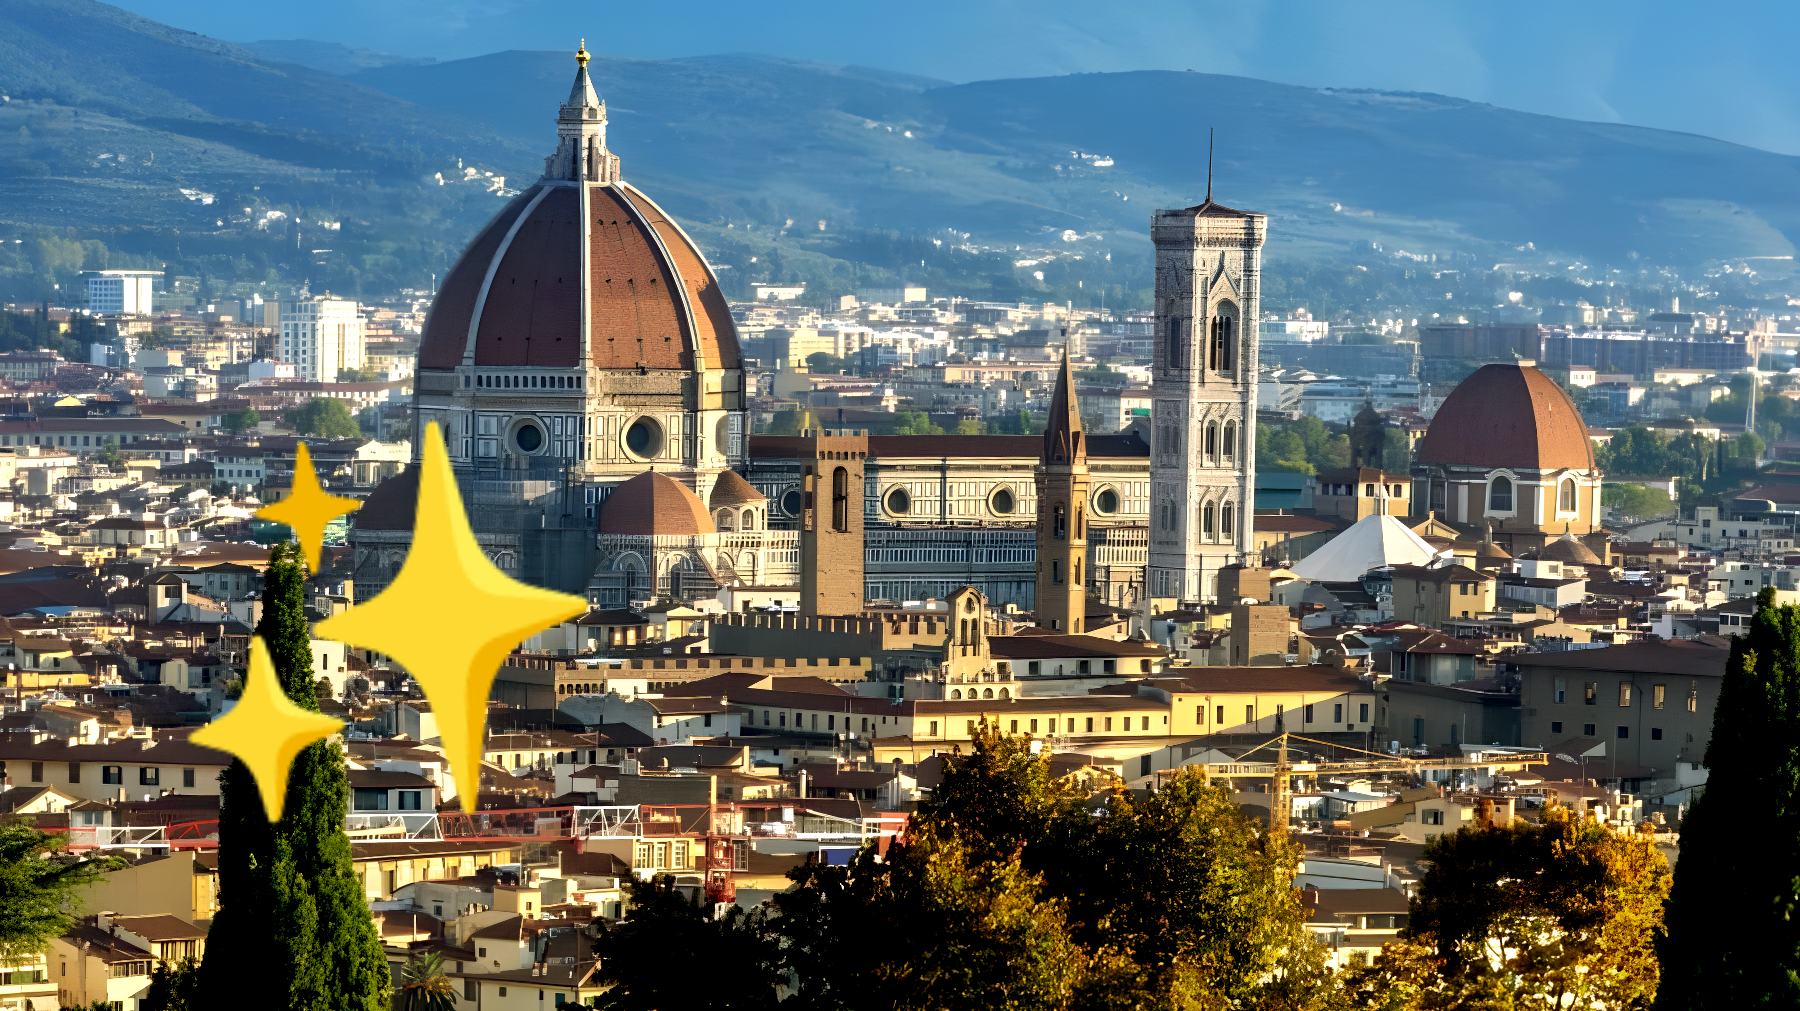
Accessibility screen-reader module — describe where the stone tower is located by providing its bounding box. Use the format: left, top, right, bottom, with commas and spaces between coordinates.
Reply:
1147, 186, 1267, 605
1349, 401, 1386, 469
1035, 353, 1090, 632
799, 428, 868, 616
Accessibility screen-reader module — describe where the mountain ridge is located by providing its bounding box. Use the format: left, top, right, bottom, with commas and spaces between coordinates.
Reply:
0, 0, 1795, 310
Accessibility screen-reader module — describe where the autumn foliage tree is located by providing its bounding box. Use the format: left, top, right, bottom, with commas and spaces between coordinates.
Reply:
1347, 804, 1668, 1009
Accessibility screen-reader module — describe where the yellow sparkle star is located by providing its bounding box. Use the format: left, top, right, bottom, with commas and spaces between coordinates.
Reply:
257, 441, 361, 572
192, 635, 344, 823
316, 422, 585, 812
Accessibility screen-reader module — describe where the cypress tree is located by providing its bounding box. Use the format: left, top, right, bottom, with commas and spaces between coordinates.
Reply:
201, 541, 389, 1009
1657, 587, 1800, 1006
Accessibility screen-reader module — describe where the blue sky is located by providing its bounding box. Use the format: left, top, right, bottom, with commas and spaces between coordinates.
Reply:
112, 0, 1800, 155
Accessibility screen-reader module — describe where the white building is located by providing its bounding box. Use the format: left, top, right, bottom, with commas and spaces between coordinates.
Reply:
82, 270, 160, 315
279, 296, 365, 382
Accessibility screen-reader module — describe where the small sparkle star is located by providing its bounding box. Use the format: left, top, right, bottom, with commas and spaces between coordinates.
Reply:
257, 441, 361, 572
317, 422, 586, 812
191, 635, 344, 823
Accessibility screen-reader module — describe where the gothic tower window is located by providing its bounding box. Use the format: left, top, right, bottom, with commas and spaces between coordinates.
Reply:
1053, 504, 1067, 541
1167, 318, 1184, 368
1223, 421, 1237, 463
1205, 422, 1218, 463
1222, 502, 1234, 540
831, 467, 849, 532
1202, 503, 1216, 540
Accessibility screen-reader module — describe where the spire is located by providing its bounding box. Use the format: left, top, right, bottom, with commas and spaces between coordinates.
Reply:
1202, 125, 1216, 205
566, 40, 600, 111
1043, 348, 1085, 464
543, 42, 619, 183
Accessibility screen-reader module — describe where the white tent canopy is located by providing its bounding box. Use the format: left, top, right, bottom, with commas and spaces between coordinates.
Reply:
1288, 513, 1442, 582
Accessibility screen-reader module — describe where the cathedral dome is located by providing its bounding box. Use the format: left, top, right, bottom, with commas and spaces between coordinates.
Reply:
708, 469, 765, 509
415, 52, 739, 375
1416, 364, 1594, 472
599, 471, 715, 535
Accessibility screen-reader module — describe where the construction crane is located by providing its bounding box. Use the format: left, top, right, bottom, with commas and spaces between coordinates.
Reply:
1178, 733, 1548, 835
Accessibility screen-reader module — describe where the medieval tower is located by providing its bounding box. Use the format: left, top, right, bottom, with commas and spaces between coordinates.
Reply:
1146, 184, 1267, 605
1035, 354, 1089, 632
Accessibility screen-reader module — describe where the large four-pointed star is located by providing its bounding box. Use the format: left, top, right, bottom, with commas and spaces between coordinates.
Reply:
192, 635, 344, 823
317, 422, 586, 812
257, 441, 361, 572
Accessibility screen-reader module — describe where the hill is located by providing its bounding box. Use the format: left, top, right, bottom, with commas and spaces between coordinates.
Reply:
1, 0, 1797, 313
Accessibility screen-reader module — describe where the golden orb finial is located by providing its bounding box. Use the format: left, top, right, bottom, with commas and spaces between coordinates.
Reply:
576, 40, 589, 67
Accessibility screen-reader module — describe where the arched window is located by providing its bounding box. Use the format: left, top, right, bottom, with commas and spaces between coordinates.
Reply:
1074, 558, 1082, 586
1053, 503, 1067, 541
1205, 422, 1218, 463
983, 688, 994, 700
1221, 502, 1234, 540
1223, 421, 1237, 463
1075, 507, 1084, 539
1209, 317, 1223, 370
1202, 503, 1216, 539
1221, 315, 1235, 372
1560, 478, 1577, 513
831, 467, 849, 532
1167, 317, 1183, 368
999, 688, 1011, 700
951, 689, 962, 700
1489, 476, 1513, 512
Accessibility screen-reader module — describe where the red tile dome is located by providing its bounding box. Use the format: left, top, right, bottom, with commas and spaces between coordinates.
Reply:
599, 471, 714, 536
415, 53, 739, 376
1417, 364, 1595, 472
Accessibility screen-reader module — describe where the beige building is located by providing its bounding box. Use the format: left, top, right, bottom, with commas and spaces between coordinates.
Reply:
1388, 563, 1498, 626
82, 850, 219, 925
279, 295, 365, 383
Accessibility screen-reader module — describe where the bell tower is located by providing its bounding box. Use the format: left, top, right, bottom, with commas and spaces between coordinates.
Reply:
1146, 176, 1267, 606
1035, 353, 1089, 632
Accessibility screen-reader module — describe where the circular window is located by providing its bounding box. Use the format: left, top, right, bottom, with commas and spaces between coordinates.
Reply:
624, 417, 663, 460
990, 488, 1015, 515
780, 488, 804, 516
514, 422, 544, 454
1095, 488, 1119, 514
886, 487, 912, 515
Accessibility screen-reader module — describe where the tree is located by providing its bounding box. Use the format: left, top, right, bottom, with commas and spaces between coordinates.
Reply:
595, 875, 780, 1011
768, 825, 1085, 1011
222, 407, 260, 434
890, 410, 944, 436
286, 398, 361, 439
0, 824, 121, 961
141, 956, 201, 1011
201, 541, 390, 1011
93, 445, 125, 472
805, 351, 852, 375
397, 951, 457, 1011
1602, 483, 1674, 521
1657, 588, 1800, 1007
1355, 804, 1668, 1010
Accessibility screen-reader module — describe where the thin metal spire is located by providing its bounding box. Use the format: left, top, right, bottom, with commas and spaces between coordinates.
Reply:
1205, 127, 1214, 204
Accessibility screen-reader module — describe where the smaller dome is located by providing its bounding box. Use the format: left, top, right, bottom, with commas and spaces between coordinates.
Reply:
600, 472, 715, 535
1477, 541, 1512, 559
1539, 533, 1603, 566
709, 470, 766, 509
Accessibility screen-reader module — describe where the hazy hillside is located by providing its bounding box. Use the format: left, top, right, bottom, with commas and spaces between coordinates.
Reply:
2, 0, 1797, 312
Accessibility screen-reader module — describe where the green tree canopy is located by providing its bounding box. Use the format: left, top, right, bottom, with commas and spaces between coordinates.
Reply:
286, 398, 361, 439
1658, 588, 1800, 1007
222, 407, 260, 434
1602, 483, 1675, 521
891, 410, 944, 436
0, 824, 121, 961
